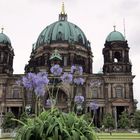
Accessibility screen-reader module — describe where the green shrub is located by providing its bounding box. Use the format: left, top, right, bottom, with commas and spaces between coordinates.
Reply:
15, 108, 97, 140
19, 112, 29, 124
102, 113, 114, 129
118, 111, 130, 129
2, 111, 16, 130
133, 110, 140, 132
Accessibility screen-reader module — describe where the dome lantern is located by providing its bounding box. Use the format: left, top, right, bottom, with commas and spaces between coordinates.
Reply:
59, 2, 67, 21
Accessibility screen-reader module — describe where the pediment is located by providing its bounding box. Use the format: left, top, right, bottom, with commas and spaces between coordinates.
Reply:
112, 98, 129, 106
112, 98, 129, 103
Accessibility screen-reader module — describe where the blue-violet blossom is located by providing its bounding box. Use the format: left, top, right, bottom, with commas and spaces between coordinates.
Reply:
74, 95, 84, 104
71, 65, 83, 75
61, 72, 73, 84
90, 101, 99, 111
19, 72, 49, 97
50, 64, 63, 76
74, 77, 85, 85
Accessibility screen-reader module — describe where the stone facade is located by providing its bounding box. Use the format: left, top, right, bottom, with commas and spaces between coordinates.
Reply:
0, 9, 136, 127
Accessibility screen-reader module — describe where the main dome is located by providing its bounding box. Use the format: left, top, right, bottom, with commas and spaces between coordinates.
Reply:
35, 9, 89, 49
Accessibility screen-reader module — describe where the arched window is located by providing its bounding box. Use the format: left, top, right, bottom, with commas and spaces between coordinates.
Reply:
115, 86, 123, 98
92, 88, 98, 98
76, 86, 82, 96
113, 51, 122, 62
13, 88, 20, 98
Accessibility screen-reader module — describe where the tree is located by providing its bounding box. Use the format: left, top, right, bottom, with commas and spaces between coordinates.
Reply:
2, 112, 16, 131
118, 111, 130, 129
133, 110, 140, 132
103, 113, 114, 129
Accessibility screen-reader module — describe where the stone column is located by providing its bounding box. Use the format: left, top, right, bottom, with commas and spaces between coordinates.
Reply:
99, 107, 102, 126
0, 52, 4, 63
104, 84, 109, 113
7, 54, 9, 64
114, 106, 118, 129
70, 53, 74, 65
109, 50, 112, 62
44, 54, 48, 66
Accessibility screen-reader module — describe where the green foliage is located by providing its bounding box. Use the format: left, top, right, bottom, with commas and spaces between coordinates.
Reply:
82, 113, 92, 124
102, 113, 114, 129
19, 112, 29, 123
15, 108, 98, 140
133, 110, 140, 132
118, 111, 130, 129
2, 111, 16, 130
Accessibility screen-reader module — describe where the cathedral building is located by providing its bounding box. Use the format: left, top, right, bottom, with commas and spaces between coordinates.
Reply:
0, 4, 136, 127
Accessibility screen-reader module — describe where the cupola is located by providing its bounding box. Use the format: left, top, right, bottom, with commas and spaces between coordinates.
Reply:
106, 26, 125, 42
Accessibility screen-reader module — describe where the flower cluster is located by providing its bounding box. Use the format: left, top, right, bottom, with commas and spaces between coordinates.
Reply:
50, 64, 62, 76
71, 65, 83, 75
74, 77, 85, 85
74, 95, 84, 104
46, 99, 56, 106
61, 72, 73, 84
17, 64, 85, 110
71, 65, 85, 85
17, 72, 49, 96
90, 101, 99, 111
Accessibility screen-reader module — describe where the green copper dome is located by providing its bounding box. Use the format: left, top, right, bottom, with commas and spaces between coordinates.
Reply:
35, 12, 89, 49
0, 32, 11, 45
106, 30, 125, 42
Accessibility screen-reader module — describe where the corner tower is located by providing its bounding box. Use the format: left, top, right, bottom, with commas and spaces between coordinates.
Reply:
0, 28, 14, 75
102, 27, 135, 122
103, 27, 131, 74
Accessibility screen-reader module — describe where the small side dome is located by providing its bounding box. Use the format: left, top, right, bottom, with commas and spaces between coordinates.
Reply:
106, 29, 125, 42
0, 31, 11, 45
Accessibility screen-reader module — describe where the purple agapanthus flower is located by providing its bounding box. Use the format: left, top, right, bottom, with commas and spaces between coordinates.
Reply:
34, 72, 49, 88
71, 65, 76, 74
50, 64, 63, 76
18, 72, 49, 97
46, 99, 52, 106
35, 86, 45, 96
61, 72, 73, 84
71, 65, 83, 75
46, 99, 56, 106
90, 101, 99, 111
77, 66, 83, 75
22, 73, 36, 90
74, 95, 84, 104
74, 77, 85, 85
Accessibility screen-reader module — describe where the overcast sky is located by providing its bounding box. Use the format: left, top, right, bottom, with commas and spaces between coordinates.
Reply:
0, 0, 140, 108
